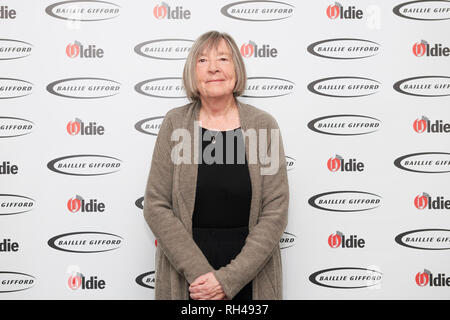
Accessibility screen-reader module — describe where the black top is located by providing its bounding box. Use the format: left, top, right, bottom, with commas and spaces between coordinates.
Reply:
190, 126, 252, 300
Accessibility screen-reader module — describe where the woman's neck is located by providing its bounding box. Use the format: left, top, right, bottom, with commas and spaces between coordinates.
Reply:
199, 95, 237, 118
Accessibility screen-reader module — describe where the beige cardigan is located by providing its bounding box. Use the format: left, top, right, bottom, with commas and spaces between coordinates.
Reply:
143, 99, 289, 299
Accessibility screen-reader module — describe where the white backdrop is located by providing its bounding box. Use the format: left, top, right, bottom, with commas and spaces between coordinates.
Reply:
1, 0, 450, 299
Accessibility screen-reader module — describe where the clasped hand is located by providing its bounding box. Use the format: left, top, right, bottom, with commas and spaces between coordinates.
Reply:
189, 272, 229, 300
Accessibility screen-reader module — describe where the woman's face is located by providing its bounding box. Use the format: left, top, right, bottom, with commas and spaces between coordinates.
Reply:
195, 39, 236, 100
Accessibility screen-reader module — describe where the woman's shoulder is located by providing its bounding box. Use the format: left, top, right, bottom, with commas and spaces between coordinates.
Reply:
239, 101, 280, 129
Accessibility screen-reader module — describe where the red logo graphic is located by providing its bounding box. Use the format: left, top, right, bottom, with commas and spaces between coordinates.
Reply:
413, 117, 428, 133
326, 2, 341, 19
240, 42, 255, 58
66, 119, 81, 135
414, 193, 429, 209
66, 41, 81, 58
68, 273, 82, 290
415, 270, 430, 287
412, 40, 427, 57
327, 155, 342, 172
153, 3, 168, 19
67, 195, 83, 213
328, 232, 342, 248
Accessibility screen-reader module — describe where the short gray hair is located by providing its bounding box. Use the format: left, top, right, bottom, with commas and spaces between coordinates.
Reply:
183, 31, 247, 102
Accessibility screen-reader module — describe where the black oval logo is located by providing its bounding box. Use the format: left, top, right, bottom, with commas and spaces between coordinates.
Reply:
309, 191, 382, 212
307, 38, 380, 60
0, 194, 36, 216
307, 76, 380, 98
395, 229, 450, 250
309, 267, 383, 289
393, 0, 450, 21
47, 154, 123, 176
47, 231, 123, 253
135, 196, 144, 210
307, 114, 381, 136
394, 152, 450, 173
393, 76, 450, 97
0, 271, 35, 293
135, 271, 155, 289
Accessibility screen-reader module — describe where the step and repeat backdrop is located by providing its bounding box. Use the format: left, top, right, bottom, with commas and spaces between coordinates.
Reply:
1, 0, 450, 299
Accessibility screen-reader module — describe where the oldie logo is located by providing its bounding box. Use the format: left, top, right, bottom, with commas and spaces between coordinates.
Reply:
45, 1, 121, 21
280, 231, 296, 249
414, 192, 450, 210
307, 38, 380, 59
308, 114, 380, 136
0, 78, 33, 99
66, 118, 105, 136
243, 77, 294, 98
415, 269, 450, 287
309, 191, 382, 212
66, 41, 104, 59
413, 116, 450, 133
309, 267, 383, 289
412, 40, 449, 57
393, 0, 450, 21
240, 41, 278, 58
67, 195, 105, 214
134, 39, 193, 60
0, 271, 35, 293
0, 117, 34, 138
0, 5, 16, 19
0, 39, 33, 60
47, 154, 122, 176
0, 161, 18, 175
48, 231, 123, 253
327, 154, 364, 172
135, 271, 155, 289
153, 2, 191, 19
394, 152, 450, 173
135, 77, 185, 98
395, 229, 450, 250
0, 194, 35, 216
393, 76, 450, 97
221, 1, 294, 21
308, 76, 380, 97
326, 3, 364, 20
0, 239, 19, 252
135, 116, 164, 136
328, 231, 365, 248
47, 77, 121, 99
68, 273, 106, 290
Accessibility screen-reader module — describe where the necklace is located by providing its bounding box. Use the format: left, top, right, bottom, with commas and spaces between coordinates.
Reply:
210, 130, 220, 144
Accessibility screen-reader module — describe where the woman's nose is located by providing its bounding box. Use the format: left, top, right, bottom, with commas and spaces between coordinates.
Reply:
208, 61, 218, 72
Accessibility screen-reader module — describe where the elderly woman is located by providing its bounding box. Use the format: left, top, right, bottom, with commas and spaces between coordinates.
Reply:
143, 31, 289, 300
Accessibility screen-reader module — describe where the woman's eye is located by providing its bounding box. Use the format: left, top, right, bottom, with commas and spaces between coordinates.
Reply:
198, 58, 206, 63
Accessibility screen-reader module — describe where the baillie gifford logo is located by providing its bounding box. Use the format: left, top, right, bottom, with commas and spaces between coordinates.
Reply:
326, 2, 364, 19
412, 40, 450, 57
153, 2, 191, 20
327, 154, 364, 172
67, 118, 105, 136
240, 41, 278, 58
67, 195, 105, 214
414, 192, 450, 210
413, 116, 450, 133
66, 41, 104, 59
416, 269, 450, 287
328, 231, 365, 248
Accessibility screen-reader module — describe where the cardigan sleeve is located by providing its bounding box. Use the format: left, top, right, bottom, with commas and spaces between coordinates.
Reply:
212, 114, 289, 299
143, 110, 214, 284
